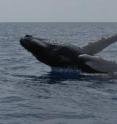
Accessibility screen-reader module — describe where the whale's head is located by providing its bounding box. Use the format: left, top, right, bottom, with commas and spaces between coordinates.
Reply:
20, 35, 52, 64
20, 35, 83, 68
20, 35, 48, 53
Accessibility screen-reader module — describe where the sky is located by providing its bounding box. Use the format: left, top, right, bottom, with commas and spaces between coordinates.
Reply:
0, 0, 117, 22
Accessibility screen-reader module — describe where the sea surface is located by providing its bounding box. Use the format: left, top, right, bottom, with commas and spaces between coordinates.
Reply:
0, 22, 117, 124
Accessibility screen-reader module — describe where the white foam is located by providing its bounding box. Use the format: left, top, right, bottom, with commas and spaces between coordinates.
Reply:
52, 67, 80, 74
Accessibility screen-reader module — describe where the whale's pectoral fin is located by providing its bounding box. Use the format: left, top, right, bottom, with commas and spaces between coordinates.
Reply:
79, 54, 117, 73
82, 35, 117, 55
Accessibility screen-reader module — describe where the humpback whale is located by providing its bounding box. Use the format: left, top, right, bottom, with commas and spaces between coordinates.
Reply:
20, 34, 117, 73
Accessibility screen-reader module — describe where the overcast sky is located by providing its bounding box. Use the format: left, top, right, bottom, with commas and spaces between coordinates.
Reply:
0, 0, 117, 22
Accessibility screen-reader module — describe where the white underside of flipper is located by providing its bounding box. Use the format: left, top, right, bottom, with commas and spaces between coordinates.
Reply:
79, 54, 117, 73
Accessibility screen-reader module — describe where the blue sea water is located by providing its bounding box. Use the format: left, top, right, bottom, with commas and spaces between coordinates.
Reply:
0, 23, 117, 124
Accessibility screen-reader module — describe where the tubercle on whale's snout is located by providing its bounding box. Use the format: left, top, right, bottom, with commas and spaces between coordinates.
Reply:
20, 35, 33, 43
20, 35, 47, 53
25, 35, 33, 38
20, 36, 34, 50
20, 34, 35, 48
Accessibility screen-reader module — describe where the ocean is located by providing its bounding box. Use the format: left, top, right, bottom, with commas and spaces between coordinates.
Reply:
0, 22, 117, 124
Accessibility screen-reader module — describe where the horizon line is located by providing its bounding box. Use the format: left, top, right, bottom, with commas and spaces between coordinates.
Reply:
0, 21, 117, 23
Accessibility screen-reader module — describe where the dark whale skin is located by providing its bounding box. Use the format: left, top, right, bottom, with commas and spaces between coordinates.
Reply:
20, 35, 117, 73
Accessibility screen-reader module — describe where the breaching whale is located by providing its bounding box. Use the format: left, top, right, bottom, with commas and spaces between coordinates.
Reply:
20, 34, 117, 73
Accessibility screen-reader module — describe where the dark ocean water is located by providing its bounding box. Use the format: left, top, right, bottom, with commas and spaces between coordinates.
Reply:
0, 23, 117, 124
